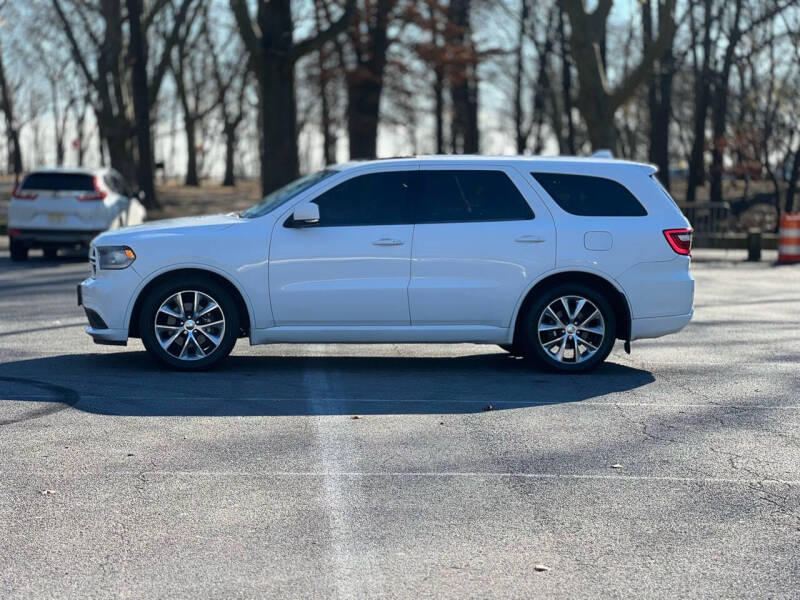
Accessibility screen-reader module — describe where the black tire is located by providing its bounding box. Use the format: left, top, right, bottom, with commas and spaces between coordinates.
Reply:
139, 276, 240, 371
43, 246, 59, 260
9, 239, 28, 262
521, 282, 616, 373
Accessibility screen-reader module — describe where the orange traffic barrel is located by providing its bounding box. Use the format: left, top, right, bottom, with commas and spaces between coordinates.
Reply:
778, 213, 800, 263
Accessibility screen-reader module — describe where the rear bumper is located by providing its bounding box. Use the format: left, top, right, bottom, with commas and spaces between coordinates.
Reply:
630, 310, 693, 341
10, 228, 100, 245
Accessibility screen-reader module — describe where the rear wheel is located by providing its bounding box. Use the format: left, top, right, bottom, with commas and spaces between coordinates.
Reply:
139, 276, 240, 371
521, 283, 616, 373
9, 239, 28, 262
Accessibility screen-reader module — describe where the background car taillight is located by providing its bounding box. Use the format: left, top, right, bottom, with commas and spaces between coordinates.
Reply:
77, 176, 108, 201
663, 228, 692, 255
11, 186, 37, 200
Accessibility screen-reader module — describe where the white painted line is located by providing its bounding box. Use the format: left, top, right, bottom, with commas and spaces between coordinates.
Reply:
4, 470, 799, 486
303, 345, 367, 598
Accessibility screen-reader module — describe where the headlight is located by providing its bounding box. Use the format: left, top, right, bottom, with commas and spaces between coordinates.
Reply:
97, 246, 136, 270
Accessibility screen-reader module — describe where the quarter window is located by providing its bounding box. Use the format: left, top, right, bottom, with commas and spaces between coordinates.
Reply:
311, 171, 415, 226
416, 170, 534, 223
531, 173, 647, 216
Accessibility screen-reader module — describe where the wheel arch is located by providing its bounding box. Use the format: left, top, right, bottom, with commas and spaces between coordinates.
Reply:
127, 267, 253, 339
510, 270, 632, 344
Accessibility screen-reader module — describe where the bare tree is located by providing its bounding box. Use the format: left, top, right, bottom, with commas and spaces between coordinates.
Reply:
229, 0, 354, 194
206, 21, 249, 185
562, 0, 675, 152
0, 34, 22, 179
51, 0, 195, 208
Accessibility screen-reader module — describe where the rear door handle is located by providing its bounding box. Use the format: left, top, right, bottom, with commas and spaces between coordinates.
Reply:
372, 238, 404, 246
515, 235, 546, 243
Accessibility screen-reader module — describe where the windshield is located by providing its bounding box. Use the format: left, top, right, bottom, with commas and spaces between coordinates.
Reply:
240, 170, 336, 218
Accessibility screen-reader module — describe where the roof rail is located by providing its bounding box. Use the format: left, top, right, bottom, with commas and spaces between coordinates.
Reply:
591, 150, 614, 158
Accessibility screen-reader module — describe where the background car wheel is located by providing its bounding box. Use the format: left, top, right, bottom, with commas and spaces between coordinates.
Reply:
139, 276, 240, 371
9, 240, 28, 262
522, 283, 617, 373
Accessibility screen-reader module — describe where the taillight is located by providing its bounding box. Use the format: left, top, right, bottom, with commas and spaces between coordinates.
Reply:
12, 186, 37, 200
77, 176, 108, 201
664, 228, 692, 255
8, 229, 21, 237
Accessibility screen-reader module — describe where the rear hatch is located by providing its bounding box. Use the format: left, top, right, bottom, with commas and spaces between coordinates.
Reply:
10, 172, 111, 231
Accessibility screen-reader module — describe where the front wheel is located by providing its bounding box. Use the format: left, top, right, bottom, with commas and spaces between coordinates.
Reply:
521, 283, 616, 373
139, 277, 240, 370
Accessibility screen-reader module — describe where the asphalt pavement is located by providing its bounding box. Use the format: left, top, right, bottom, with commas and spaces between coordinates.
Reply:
0, 243, 798, 598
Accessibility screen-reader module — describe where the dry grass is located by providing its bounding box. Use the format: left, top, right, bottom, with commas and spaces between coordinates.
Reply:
148, 178, 263, 220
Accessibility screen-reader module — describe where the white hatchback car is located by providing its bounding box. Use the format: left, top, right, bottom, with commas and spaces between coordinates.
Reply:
78, 156, 694, 372
8, 167, 145, 261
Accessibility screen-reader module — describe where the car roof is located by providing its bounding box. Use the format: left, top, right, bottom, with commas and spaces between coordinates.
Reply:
330, 155, 657, 174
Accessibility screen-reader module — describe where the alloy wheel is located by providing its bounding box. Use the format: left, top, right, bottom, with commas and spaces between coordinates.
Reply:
154, 290, 226, 361
537, 295, 605, 364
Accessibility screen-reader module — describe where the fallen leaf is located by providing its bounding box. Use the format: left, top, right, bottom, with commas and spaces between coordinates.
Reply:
350, 415, 361, 420
40, 490, 57, 495
534, 564, 550, 572
611, 464, 623, 469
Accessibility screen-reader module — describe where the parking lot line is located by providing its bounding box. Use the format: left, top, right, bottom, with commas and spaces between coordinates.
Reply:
6, 470, 798, 486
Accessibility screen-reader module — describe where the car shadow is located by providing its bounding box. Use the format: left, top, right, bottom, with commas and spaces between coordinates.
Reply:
0, 350, 655, 417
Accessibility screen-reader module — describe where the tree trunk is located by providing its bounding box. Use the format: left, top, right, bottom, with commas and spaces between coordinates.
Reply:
558, 5, 575, 155
686, 0, 713, 203
184, 115, 199, 186
786, 144, 800, 214
126, 0, 158, 206
643, 0, 673, 189
259, 63, 300, 193
0, 38, 23, 178
347, 74, 383, 159
447, 0, 479, 154
223, 125, 236, 187
513, 0, 528, 154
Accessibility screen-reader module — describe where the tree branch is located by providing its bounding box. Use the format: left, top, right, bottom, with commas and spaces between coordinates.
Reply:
610, 0, 675, 110
290, 0, 356, 65
229, 0, 263, 72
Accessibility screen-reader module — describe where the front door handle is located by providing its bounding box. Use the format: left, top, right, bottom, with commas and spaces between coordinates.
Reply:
372, 238, 404, 246
515, 235, 546, 243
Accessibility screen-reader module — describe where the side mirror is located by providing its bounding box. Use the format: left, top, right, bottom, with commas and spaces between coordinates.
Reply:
291, 203, 320, 226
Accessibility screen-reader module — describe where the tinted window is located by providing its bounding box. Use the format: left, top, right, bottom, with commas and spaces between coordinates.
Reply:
532, 173, 647, 216
311, 171, 415, 226
20, 173, 95, 191
416, 170, 533, 223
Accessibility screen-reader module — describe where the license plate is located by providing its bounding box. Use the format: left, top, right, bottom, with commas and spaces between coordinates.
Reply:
77, 284, 83, 306
47, 213, 66, 224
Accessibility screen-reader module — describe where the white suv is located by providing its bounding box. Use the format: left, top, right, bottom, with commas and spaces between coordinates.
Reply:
8, 167, 145, 261
78, 156, 694, 372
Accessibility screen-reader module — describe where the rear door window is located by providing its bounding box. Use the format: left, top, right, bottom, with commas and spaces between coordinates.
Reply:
416, 170, 534, 223
311, 171, 416, 226
531, 173, 647, 216
20, 173, 96, 192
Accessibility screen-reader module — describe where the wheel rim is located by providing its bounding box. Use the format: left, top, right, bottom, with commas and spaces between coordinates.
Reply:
154, 290, 225, 361
537, 295, 605, 364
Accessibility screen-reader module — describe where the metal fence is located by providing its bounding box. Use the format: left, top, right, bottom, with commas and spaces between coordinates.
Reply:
675, 201, 731, 234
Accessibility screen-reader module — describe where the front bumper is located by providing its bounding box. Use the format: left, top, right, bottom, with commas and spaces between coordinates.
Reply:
78, 270, 141, 346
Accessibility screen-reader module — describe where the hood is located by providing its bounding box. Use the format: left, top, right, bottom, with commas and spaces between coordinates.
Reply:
94, 213, 241, 244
